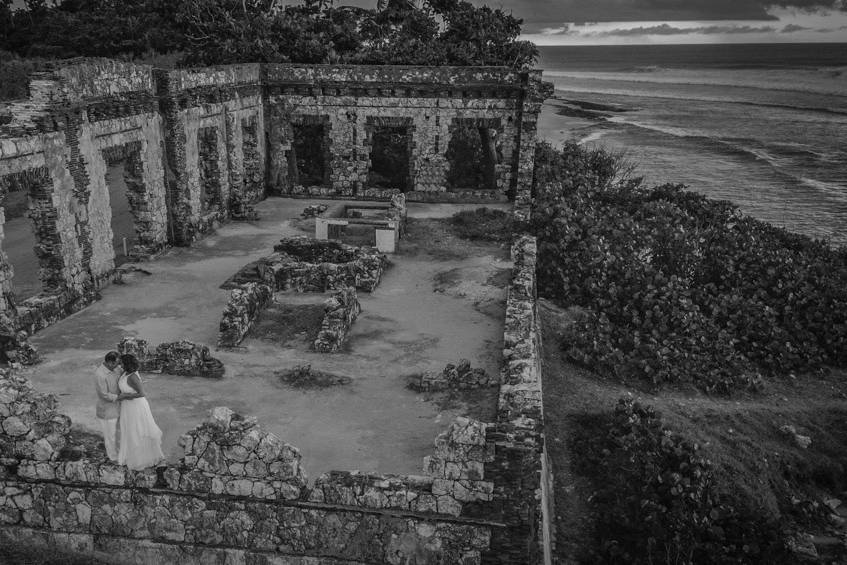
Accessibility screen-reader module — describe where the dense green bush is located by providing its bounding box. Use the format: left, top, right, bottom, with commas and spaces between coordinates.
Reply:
1, 0, 536, 69
531, 142, 847, 391
571, 398, 788, 563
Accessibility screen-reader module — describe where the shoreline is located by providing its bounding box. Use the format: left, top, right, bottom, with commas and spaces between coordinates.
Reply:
535, 90, 847, 249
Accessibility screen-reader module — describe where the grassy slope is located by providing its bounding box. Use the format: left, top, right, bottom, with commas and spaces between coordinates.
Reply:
541, 299, 847, 563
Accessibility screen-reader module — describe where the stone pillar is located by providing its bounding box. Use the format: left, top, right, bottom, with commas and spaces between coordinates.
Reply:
0, 208, 16, 316
513, 71, 553, 221
225, 109, 244, 210
154, 69, 192, 246
241, 113, 264, 202
265, 103, 291, 196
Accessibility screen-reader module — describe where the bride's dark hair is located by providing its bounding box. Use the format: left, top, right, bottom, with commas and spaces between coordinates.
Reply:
120, 354, 140, 373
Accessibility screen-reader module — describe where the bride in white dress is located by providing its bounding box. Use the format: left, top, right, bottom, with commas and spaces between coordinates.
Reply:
117, 354, 165, 470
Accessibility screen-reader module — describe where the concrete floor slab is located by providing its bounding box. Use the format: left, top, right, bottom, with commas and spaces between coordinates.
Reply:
22, 197, 509, 479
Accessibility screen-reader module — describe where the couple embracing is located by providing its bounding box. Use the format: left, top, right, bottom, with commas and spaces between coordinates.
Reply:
94, 352, 164, 470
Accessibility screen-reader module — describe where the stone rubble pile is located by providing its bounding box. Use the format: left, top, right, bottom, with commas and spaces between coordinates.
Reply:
117, 337, 225, 378
164, 406, 308, 500
300, 204, 328, 218
218, 282, 273, 348
0, 370, 69, 464
224, 237, 388, 293
313, 287, 360, 353
0, 327, 39, 366
413, 359, 495, 392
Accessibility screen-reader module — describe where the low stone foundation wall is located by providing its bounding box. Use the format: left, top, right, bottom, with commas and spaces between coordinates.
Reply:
225, 237, 388, 293
413, 359, 496, 392
0, 371, 499, 564
313, 287, 360, 353
482, 235, 553, 564
218, 282, 273, 348
0, 237, 551, 564
117, 338, 225, 378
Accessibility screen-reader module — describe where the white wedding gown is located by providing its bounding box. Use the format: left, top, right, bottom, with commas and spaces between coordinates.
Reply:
117, 372, 165, 470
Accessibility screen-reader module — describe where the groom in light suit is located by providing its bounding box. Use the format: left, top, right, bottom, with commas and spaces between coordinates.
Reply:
94, 351, 121, 461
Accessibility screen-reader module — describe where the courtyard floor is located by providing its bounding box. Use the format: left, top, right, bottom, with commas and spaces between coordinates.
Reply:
19, 197, 511, 478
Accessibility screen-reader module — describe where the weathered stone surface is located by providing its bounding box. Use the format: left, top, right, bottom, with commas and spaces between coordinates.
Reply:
413, 359, 496, 392
225, 237, 388, 294
218, 282, 273, 348
117, 338, 224, 378
0, 370, 69, 463
313, 287, 360, 353
482, 234, 552, 563
171, 406, 307, 500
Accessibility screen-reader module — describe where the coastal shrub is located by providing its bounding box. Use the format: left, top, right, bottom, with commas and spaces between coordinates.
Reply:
531, 142, 847, 391
571, 398, 788, 563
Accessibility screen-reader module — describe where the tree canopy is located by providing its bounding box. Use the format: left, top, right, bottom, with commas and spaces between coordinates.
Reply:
0, 0, 537, 68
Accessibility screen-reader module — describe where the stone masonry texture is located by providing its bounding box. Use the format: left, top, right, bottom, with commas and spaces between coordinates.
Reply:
0, 58, 553, 563
0, 236, 551, 563
0, 59, 548, 343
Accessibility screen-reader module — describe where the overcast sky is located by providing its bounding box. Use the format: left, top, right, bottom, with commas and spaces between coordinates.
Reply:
10, 0, 847, 45
485, 0, 847, 44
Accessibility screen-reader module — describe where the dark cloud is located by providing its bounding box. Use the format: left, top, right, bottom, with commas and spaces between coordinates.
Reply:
482, 0, 846, 33
552, 22, 777, 36
780, 23, 810, 32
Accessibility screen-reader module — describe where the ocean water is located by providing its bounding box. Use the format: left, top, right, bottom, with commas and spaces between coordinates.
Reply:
536, 43, 847, 247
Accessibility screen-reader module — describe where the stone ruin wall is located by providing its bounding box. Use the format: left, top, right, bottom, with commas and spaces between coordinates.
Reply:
264, 65, 548, 203
0, 60, 548, 341
0, 235, 550, 564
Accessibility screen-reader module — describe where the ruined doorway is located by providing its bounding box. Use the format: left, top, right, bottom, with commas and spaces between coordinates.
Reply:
0, 167, 63, 304
102, 143, 148, 266
368, 126, 413, 191
445, 119, 501, 191
198, 126, 223, 213
104, 163, 136, 266
291, 121, 329, 187
0, 183, 42, 300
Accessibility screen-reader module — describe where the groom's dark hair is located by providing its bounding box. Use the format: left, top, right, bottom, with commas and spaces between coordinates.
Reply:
121, 354, 140, 373
105, 351, 119, 364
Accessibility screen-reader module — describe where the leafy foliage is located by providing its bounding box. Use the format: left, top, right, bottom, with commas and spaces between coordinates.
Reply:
530, 142, 847, 392
1, 0, 184, 58
571, 398, 788, 563
1, 0, 537, 68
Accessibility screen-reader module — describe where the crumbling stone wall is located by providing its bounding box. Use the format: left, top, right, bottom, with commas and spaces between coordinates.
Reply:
117, 337, 224, 378
482, 235, 553, 563
0, 60, 547, 340
226, 237, 388, 293
313, 286, 360, 353
0, 235, 551, 562
156, 64, 266, 245
0, 60, 168, 336
413, 359, 495, 392
265, 65, 549, 202
0, 371, 496, 564
218, 282, 273, 348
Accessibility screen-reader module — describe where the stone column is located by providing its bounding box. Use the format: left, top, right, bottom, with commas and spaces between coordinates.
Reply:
154, 69, 192, 246
513, 71, 553, 221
